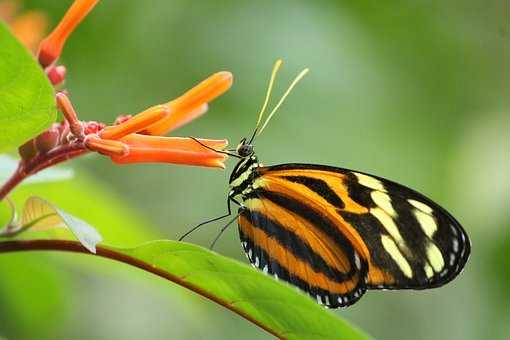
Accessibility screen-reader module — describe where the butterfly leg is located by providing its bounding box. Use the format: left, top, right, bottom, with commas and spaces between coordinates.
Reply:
178, 195, 234, 241
209, 214, 240, 250
208, 193, 247, 249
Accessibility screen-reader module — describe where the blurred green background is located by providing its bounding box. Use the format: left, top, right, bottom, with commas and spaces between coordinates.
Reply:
1, 0, 510, 339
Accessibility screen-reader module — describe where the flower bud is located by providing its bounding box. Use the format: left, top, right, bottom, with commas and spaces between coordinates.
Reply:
46, 65, 67, 86
84, 121, 105, 135
35, 127, 60, 154
56, 92, 84, 140
18, 139, 37, 161
38, 0, 99, 67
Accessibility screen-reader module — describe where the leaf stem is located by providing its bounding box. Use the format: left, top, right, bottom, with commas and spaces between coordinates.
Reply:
0, 239, 283, 339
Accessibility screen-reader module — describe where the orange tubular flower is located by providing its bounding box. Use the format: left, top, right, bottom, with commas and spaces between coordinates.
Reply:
0, 1, 234, 201
144, 71, 233, 136
37, 0, 99, 67
110, 136, 228, 168
9, 0, 233, 172
82, 71, 233, 168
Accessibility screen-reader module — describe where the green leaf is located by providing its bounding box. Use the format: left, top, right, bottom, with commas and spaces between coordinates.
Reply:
0, 154, 74, 185
14, 197, 103, 253
0, 23, 55, 152
6, 172, 157, 243
0, 236, 369, 339
116, 241, 370, 340
0, 174, 156, 338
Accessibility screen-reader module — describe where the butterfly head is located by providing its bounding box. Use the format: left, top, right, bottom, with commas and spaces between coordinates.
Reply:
235, 138, 254, 158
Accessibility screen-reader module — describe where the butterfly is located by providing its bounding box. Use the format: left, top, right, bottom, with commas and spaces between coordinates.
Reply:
184, 60, 471, 308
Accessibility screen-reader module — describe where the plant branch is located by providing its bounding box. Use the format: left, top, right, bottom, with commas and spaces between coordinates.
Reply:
0, 239, 282, 339
0, 143, 88, 201
23, 142, 88, 175
0, 164, 25, 201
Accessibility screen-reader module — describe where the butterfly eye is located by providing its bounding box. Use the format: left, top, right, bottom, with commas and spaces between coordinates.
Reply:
237, 144, 253, 157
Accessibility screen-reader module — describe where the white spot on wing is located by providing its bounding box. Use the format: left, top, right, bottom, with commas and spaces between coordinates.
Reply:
424, 263, 434, 279
449, 253, 456, 266
414, 209, 437, 238
262, 265, 268, 274
371, 191, 396, 217
354, 253, 361, 270
381, 235, 413, 278
408, 199, 434, 214
371, 208, 405, 246
427, 242, 445, 272
452, 239, 459, 252
355, 173, 386, 191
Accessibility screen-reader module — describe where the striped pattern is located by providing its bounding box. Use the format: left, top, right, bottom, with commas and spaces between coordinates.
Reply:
229, 162, 471, 308
238, 210, 366, 307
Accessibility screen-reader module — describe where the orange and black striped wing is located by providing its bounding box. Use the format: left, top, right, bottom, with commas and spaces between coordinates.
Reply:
238, 197, 367, 308
238, 163, 470, 307
239, 196, 367, 308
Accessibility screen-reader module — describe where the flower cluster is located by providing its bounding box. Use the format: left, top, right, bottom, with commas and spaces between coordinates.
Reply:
0, 0, 233, 200
16, 70, 232, 180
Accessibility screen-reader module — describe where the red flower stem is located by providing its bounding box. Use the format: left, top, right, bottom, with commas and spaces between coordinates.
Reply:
0, 143, 89, 201
26, 143, 88, 174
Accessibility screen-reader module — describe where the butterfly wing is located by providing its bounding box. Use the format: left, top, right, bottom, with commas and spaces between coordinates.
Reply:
238, 192, 367, 308
239, 163, 469, 300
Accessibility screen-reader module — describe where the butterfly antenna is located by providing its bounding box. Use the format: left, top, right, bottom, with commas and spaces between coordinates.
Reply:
189, 137, 241, 159
257, 68, 309, 136
248, 59, 283, 144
